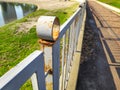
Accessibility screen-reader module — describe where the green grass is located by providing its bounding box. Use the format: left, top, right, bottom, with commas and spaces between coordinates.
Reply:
0, 27, 39, 76
99, 0, 120, 8
0, 2, 79, 89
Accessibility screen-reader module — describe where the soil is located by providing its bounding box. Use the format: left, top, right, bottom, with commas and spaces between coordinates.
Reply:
76, 2, 116, 90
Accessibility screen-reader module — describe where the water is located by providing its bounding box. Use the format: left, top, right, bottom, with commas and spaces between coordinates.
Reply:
0, 2, 37, 26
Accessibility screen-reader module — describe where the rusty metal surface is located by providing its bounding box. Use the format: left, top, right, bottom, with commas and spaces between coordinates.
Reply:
35, 2, 86, 90
36, 16, 60, 41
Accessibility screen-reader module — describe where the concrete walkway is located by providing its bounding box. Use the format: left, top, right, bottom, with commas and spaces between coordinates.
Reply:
76, 0, 120, 90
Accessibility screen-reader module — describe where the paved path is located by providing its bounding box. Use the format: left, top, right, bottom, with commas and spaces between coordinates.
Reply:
76, 0, 120, 90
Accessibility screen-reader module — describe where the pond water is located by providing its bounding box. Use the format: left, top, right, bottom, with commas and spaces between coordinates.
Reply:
0, 2, 37, 26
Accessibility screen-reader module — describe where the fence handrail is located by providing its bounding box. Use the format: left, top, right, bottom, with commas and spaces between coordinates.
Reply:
0, 50, 46, 90
59, 8, 81, 38
0, 2, 86, 90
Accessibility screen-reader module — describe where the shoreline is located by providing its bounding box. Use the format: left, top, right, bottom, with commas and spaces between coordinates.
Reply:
0, 0, 78, 31
0, 0, 77, 10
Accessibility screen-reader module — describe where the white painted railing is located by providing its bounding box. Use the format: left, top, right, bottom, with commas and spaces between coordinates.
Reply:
0, 2, 86, 90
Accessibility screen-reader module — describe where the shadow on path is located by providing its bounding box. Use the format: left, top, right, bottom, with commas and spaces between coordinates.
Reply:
76, 2, 116, 90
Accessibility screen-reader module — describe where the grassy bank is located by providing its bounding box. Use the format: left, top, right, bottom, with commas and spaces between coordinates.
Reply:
0, 2, 79, 77
98, 0, 120, 8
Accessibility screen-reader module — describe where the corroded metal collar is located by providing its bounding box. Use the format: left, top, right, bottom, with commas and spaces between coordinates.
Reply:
36, 16, 60, 42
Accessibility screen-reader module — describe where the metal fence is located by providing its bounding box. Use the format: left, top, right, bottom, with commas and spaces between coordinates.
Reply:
0, 2, 86, 90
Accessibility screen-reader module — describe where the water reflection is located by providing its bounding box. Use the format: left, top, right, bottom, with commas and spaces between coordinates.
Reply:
0, 2, 37, 26
0, 5, 5, 25
15, 4, 24, 19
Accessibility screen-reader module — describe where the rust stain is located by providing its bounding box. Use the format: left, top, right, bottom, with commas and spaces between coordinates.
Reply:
48, 69, 53, 74
52, 24, 59, 40
46, 83, 53, 90
53, 29, 59, 40
39, 39, 55, 46
44, 65, 53, 74
44, 65, 51, 71
75, 15, 79, 26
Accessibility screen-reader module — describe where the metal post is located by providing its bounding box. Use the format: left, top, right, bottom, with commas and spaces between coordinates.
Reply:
36, 16, 60, 90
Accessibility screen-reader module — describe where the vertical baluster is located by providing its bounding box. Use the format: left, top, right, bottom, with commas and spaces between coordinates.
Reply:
63, 30, 68, 89
63, 32, 68, 90
36, 54, 46, 90
74, 12, 81, 52
71, 20, 75, 61
69, 25, 72, 66
68, 27, 72, 72
69, 21, 75, 67
64, 28, 71, 89
52, 40, 60, 90
60, 34, 66, 90
31, 73, 39, 90
75, 13, 81, 52
73, 19, 77, 54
